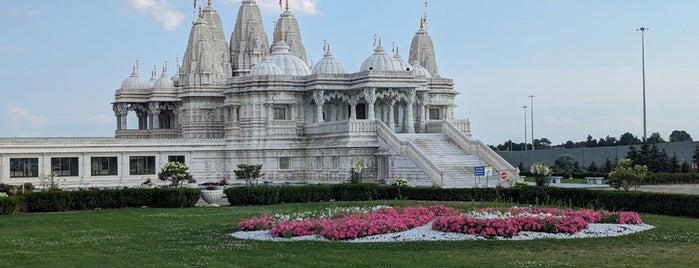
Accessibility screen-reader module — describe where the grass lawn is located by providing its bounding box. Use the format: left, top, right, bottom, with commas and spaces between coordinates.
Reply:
0, 200, 697, 267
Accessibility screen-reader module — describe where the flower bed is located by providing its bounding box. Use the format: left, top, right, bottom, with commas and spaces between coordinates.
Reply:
236, 206, 643, 240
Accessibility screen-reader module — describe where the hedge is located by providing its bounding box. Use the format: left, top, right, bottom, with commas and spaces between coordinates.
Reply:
645, 173, 699, 184
224, 183, 699, 218
1, 188, 201, 214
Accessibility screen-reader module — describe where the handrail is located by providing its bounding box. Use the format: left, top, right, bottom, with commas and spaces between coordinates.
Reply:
442, 120, 515, 172
375, 120, 444, 186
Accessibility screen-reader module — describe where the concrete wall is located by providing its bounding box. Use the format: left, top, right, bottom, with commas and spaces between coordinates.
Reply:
497, 141, 698, 168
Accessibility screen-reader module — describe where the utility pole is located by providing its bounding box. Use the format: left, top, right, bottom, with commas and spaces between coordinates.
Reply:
522, 105, 528, 151
529, 94, 535, 150
637, 26, 649, 143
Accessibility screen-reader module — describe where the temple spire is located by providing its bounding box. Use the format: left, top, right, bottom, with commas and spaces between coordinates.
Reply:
285, 0, 290, 11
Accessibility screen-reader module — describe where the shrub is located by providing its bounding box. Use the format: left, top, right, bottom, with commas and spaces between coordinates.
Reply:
225, 186, 279, 205
21, 188, 199, 213
0, 196, 26, 215
331, 183, 379, 201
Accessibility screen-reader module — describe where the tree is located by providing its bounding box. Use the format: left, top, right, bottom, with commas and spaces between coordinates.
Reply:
608, 158, 648, 191
530, 162, 552, 186
564, 140, 575, 149
681, 161, 691, 173
585, 135, 597, 147
604, 135, 618, 146
669, 130, 693, 142
669, 153, 680, 173
234, 164, 264, 186
597, 138, 606, 147
618, 132, 641, 146
693, 145, 699, 172
534, 138, 552, 149
554, 154, 577, 178
588, 161, 598, 172
158, 161, 193, 188
646, 132, 665, 144
603, 157, 615, 173
626, 145, 639, 164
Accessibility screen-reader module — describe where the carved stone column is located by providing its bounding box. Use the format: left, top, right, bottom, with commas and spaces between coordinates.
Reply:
313, 90, 325, 123
405, 90, 416, 133
417, 92, 427, 133
363, 88, 377, 120
387, 99, 396, 130
112, 103, 129, 130
349, 99, 358, 120
149, 102, 160, 129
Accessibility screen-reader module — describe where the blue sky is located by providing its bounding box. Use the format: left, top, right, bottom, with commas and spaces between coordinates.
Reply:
1, 0, 698, 146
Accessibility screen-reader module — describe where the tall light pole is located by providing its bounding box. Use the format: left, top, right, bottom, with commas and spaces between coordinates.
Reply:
637, 26, 649, 143
522, 105, 528, 151
529, 94, 535, 150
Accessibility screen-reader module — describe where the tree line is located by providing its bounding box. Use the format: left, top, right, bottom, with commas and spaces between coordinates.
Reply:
491, 130, 693, 151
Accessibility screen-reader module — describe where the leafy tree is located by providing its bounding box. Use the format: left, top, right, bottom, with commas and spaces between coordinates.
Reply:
554, 154, 577, 178
608, 158, 648, 191
530, 162, 552, 186
618, 132, 641, 146
158, 161, 193, 188
669, 130, 693, 142
585, 135, 597, 147
597, 138, 606, 147
234, 164, 264, 186
564, 140, 575, 149
646, 132, 665, 144
604, 135, 618, 146
534, 138, 551, 149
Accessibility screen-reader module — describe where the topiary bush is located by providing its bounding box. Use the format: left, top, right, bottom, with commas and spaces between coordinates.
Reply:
225, 186, 279, 205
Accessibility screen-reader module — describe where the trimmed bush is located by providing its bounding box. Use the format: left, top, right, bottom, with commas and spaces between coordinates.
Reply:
21, 188, 200, 213
225, 186, 279, 205
277, 184, 333, 203
0, 196, 26, 215
330, 183, 380, 201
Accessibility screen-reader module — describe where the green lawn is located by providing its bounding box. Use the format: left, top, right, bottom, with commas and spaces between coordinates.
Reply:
0, 200, 697, 267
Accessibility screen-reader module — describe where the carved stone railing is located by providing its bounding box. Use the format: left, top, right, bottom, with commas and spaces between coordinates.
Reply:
304, 120, 376, 136
376, 120, 443, 186
442, 120, 515, 173
115, 129, 180, 139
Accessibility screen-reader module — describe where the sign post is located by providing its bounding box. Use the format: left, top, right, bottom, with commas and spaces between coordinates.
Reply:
474, 166, 485, 187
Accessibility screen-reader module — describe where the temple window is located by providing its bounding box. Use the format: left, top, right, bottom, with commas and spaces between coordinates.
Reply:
51, 157, 79, 177
91, 157, 118, 176
168, 155, 185, 164
429, 108, 440, 120
273, 107, 287, 120
129, 156, 156, 175
10, 158, 38, 178
279, 157, 290, 169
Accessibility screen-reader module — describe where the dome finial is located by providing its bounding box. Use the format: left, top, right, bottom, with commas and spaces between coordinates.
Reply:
422, 0, 428, 29
373, 34, 378, 48
135, 60, 139, 72
323, 38, 328, 53
198, 6, 203, 19
208, 0, 212, 7
285, 0, 290, 11
152, 65, 157, 78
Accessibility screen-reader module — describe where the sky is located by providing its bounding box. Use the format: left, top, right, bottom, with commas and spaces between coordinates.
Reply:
1, 0, 698, 146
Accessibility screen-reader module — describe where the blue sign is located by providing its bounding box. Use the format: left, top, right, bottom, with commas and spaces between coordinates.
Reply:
474, 166, 486, 176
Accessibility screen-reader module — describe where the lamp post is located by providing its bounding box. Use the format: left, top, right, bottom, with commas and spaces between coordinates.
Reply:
529, 94, 535, 150
637, 26, 649, 143
522, 105, 528, 151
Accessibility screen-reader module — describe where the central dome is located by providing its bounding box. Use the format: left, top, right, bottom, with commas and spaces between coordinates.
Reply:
268, 41, 311, 76
359, 45, 404, 72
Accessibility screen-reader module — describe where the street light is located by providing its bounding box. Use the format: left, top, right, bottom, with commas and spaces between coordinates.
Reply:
522, 105, 528, 151
529, 94, 535, 150
637, 26, 649, 143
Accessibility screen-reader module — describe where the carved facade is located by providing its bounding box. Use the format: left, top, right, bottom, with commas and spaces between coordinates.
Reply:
0, 1, 516, 189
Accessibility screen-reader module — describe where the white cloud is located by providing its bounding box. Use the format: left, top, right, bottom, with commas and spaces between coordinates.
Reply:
85, 115, 113, 125
2, 9, 40, 21
127, 0, 185, 30
223, 0, 321, 15
7, 105, 48, 128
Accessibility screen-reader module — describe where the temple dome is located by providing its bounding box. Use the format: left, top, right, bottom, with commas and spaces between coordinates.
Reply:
360, 45, 403, 72
394, 50, 411, 72
250, 57, 284, 76
120, 65, 147, 90
269, 41, 311, 76
410, 60, 432, 78
153, 66, 174, 89
312, 50, 345, 75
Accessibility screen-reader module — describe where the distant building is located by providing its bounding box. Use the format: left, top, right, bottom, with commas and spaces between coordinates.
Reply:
0, 0, 514, 188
